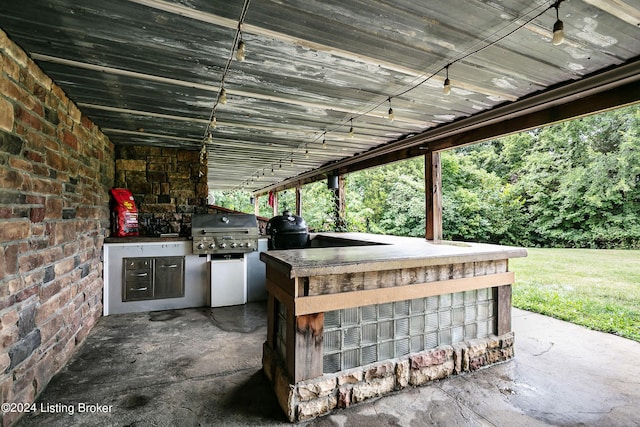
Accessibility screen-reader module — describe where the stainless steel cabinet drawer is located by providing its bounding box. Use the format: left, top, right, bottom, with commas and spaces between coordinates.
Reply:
122, 257, 153, 301
121, 256, 185, 302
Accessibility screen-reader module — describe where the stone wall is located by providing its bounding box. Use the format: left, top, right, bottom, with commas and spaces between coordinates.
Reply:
263, 332, 515, 422
0, 30, 113, 426
114, 145, 208, 236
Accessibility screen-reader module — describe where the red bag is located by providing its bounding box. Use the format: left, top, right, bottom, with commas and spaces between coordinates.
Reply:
110, 188, 139, 237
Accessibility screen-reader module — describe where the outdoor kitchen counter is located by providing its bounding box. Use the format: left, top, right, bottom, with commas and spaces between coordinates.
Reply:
105, 235, 189, 244
261, 233, 528, 420
260, 232, 527, 278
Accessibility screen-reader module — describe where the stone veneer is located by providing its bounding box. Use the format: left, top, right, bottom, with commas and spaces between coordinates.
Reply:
114, 145, 208, 236
263, 332, 515, 422
0, 30, 113, 426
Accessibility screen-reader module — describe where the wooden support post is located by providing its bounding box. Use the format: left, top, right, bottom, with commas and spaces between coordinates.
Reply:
333, 175, 346, 231
425, 150, 443, 241
496, 284, 512, 335
272, 191, 278, 217
254, 195, 259, 216
293, 312, 324, 382
295, 183, 302, 217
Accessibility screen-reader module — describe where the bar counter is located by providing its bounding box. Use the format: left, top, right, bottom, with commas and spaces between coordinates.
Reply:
260, 233, 527, 421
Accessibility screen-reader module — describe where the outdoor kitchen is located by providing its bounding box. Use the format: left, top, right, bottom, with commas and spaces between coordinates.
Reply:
103, 191, 526, 421
2, 0, 640, 425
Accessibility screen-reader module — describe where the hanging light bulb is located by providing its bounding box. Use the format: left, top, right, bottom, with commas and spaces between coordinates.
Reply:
279, 160, 282, 169
206, 131, 213, 144
387, 98, 394, 121
443, 65, 452, 96
322, 133, 327, 149
236, 40, 246, 62
348, 118, 354, 138
271, 166, 274, 175
552, 2, 564, 45
209, 114, 217, 129
305, 147, 310, 159
219, 87, 227, 104
199, 142, 207, 162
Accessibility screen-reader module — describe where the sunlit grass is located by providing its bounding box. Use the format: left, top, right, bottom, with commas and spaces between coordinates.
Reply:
510, 248, 640, 342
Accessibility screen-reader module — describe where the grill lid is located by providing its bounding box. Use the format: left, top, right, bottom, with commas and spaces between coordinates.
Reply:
192, 213, 258, 232
191, 213, 259, 254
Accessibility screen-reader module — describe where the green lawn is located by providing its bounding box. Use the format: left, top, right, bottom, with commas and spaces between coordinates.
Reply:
510, 248, 640, 342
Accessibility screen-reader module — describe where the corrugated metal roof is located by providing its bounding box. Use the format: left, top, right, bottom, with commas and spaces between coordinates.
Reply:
1, 0, 639, 192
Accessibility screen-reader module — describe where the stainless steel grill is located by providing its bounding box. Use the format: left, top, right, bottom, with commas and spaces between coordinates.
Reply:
191, 213, 259, 255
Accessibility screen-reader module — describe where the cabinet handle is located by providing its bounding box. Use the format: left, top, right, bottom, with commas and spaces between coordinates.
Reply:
161, 264, 178, 268
135, 272, 148, 277
129, 287, 148, 291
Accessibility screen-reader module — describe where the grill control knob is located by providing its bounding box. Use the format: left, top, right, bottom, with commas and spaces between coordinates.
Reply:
231, 242, 238, 248
197, 243, 205, 250
219, 243, 227, 249
209, 243, 216, 249
246, 242, 252, 248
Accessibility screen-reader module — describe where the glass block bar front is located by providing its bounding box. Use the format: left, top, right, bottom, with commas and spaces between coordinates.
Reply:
322, 288, 496, 373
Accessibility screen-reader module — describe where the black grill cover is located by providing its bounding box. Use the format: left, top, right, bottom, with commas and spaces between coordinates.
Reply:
266, 210, 308, 249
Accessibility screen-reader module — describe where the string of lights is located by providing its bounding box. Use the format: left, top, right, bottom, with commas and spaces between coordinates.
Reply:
212, 0, 565, 191
200, 0, 251, 165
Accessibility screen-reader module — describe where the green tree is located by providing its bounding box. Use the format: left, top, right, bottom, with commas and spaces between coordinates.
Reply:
441, 152, 525, 244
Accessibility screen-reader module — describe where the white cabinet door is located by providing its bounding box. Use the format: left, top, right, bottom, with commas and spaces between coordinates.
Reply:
210, 257, 247, 307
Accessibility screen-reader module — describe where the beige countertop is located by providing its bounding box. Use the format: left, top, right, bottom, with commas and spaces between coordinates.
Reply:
260, 233, 527, 278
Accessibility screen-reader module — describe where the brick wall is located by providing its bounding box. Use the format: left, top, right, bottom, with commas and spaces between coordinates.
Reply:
114, 145, 208, 236
0, 30, 114, 426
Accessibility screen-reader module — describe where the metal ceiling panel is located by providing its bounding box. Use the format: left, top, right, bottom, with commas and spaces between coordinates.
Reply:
1, 0, 639, 191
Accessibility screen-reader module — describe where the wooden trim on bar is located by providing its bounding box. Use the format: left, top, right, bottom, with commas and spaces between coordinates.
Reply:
293, 272, 514, 316
293, 313, 324, 382
266, 279, 295, 313
497, 284, 512, 335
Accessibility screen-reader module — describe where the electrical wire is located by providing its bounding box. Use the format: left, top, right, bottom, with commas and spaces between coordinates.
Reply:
203, 0, 252, 138
235, 0, 564, 191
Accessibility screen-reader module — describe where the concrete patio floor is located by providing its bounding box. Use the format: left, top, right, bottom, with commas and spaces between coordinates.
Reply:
15, 304, 640, 427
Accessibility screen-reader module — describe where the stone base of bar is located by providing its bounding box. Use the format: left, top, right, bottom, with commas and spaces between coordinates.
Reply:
263, 332, 515, 422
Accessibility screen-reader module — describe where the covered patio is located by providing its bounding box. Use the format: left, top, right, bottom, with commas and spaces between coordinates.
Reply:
1, 1, 640, 425
15, 304, 640, 426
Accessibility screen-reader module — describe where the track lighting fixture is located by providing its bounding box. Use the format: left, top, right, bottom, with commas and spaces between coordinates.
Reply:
552, 1, 564, 45
219, 87, 227, 104
443, 65, 452, 96
387, 98, 394, 121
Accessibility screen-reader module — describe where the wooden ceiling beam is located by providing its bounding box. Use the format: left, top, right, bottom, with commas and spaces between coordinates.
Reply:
582, 0, 640, 27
